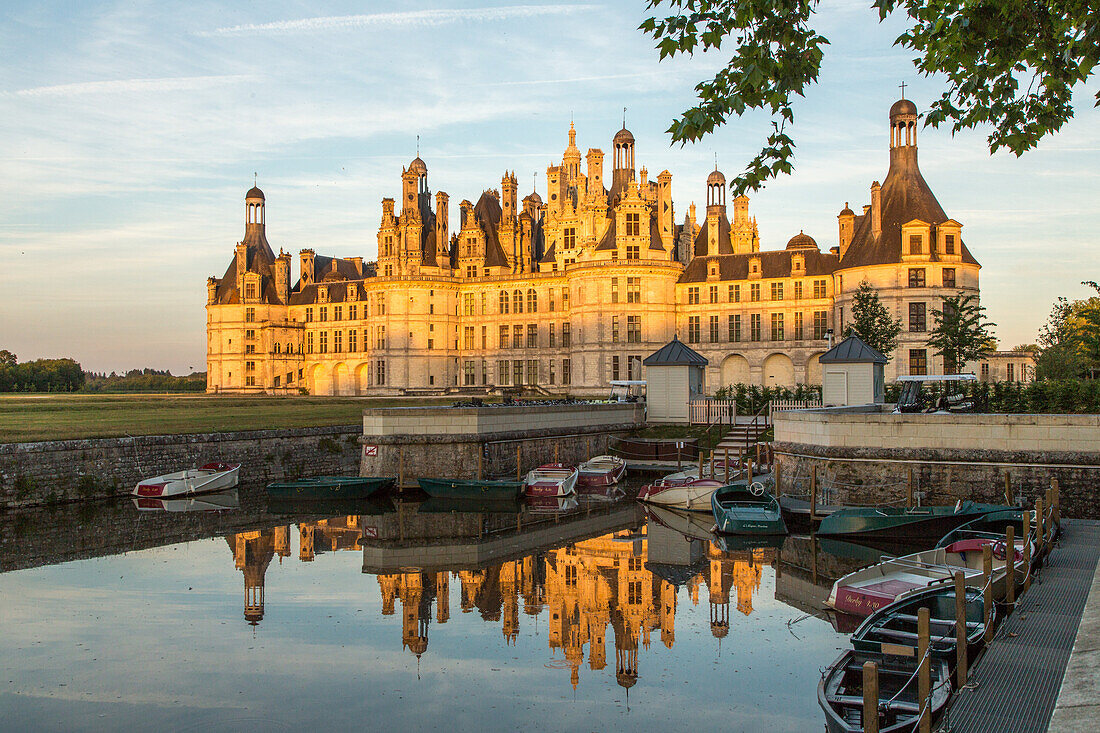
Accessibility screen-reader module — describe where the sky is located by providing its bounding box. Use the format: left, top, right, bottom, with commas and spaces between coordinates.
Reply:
1, 0, 1097, 374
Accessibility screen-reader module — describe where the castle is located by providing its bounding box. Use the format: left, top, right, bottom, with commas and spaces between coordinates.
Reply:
206, 98, 980, 396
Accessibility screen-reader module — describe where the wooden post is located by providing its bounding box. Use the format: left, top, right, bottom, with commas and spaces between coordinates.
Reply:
554, 443, 559, 464
982, 544, 994, 644
698, 451, 705, 479
810, 465, 818, 522
1004, 472, 1013, 506
775, 460, 782, 497
1036, 496, 1045, 552
477, 445, 483, 480
907, 466, 914, 508
516, 444, 522, 482
955, 571, 968, 687
1052, 477, 1061, 525
1006, 525, 1016, 605
1023, 513, 1033, 592
755, 442, 761, 470
862, 661, 880, 733
586, 437, 590, 460
710, 450, 716, 479
724, 448, 730, 483
748, 455, 754, 483
918, 606, 931, 733
398, 446, 405, 490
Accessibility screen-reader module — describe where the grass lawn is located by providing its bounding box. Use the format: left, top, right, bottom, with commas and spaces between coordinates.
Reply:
0, 394, 463, 443
632, 424, 729, 451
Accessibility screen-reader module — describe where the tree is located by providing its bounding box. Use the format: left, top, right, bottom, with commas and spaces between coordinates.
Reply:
927, 294, 996, 373
1038, 281, 1100, 379
0, 350, 15, 366
639, 1, 1100, 194
845, 280, 902, 358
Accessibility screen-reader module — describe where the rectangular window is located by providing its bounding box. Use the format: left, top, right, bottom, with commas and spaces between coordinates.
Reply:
627, 277, 641, 303
750, 283, 761, 302
562, 287, 569, 309
527, 360, 538, 385
564, 227, 576, 248
793, 312, 803, 340
464, 326, 475, 350
612, 355, 620, 381
627, 315, 641, 343
498, 361, 509, 385
909, 302, 927, 332
909, 268, 926, 288
549, 289, 556, 312
245, 360, 255, 372
245, 307, 256, 323
348, 305, 358, 320
730, 283, 741, 302
794, 281, 803, 300
909, 235, 923, 255
944, 234, 956, 255
626, 244, 640, 260
770, 282, 784, 301
376, 360, 386, 385
688, 286, 699, 305
771, 312, 785, 341
305, 307, 313, 323
611, 278, 619, 303
481, 360, 487, 385
909, 348, 928, 376
464, 360, 475, 386
813, 311, 828, 340
319, 306, 327, 322
319, 331, 328, 353
527, 324, 538, 348
499, 325, 510, 349
348, 329, 357, 352
625, 213, 640, 236
377, 293, 386, 315
463, 294, 475, 316
687, 316, 700, 344
562, 323, 571, 347
611, 315, 620, 342
750, 313, 762, 341
245, 282, 257, 300
943, 268, 956, 288
513, 325, 524, 349
549, 323, 556, 348
709, 315, 720, 343
729, 314, 741, 342
334, 305, 342, 321
981, 362, 990, 380
513, 360, 524, 386
245, 344, 255, 354
548, 360, 556, 385
481, 326, 487, 349
813, 279, 826, 299
562, 359, 571, 385
306, 331, 314, 354
274, 375, 280, 388
376, 326, 386, 349
1007, 363, 1015, 382
333, 330, 342, 352
628, 355, 641, 380
709, 285, 719, 304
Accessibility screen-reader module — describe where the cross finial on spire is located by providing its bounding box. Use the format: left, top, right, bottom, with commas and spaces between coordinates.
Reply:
899, 81, 907, 99
253, 171, 257, 186
416, 134, 420, 156
623, 107, 627, 127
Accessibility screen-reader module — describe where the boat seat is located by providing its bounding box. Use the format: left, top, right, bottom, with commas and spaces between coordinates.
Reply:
891, 612, 980, 629
830, 694, 920, 714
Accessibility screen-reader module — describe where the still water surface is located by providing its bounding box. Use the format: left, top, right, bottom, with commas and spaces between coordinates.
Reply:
0, 488, 869, 732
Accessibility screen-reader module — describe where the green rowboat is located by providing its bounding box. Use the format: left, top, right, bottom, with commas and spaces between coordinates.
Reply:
417, 477, 524, 500
265, 476, 395, 500
816, 501, 1013, 542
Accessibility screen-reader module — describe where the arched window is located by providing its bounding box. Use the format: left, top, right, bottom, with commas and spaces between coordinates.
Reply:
274, 343, 281, 354
513, 290, 523, 314
499, 290, 509, 314
527, 289, 537, 313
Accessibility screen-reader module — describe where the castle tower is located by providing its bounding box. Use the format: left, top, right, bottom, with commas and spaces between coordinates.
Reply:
657, 170, 674, 249
245, 185, 265, 233
611, 126, 635, 191
731, 195, 758, 253
501, 171, 517, 223
563, 123, 582, 183
838, 202, 856, 257
705, 167, 726, 257
586, 149, 604, 197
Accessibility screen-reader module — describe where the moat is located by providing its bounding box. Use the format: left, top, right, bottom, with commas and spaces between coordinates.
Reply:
0, 484, 869, 731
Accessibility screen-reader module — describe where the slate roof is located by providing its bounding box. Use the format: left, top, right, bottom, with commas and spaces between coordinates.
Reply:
819, 334, 888, 364
678, 249, 839, 283
693, 214, 734, 257
643, 337, 708, 367
473, 191, 511, 269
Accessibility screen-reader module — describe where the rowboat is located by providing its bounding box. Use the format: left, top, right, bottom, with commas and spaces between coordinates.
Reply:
826, 535, 1030, 617
576, 455, 627, 487
851, 585, 991, 660
711, 481, 787, 535
524, 464, 578, 497
417, 477, 524, 500
778, 494, 841, 530
816, 501, 1014, 542
131, 488, 239, 513
819, 649, 951, 733
636, 477, 724, 512
133, 462, 240, 498
265, 475, 395, 500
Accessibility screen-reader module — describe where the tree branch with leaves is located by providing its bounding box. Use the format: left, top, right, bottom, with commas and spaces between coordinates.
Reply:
926, 293, 996, 373
845, 280, 902, 358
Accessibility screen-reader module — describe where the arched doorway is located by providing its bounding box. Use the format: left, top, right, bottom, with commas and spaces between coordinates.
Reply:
720, 354, 751, 388
354, 362, 372, 395
309, 364, 329, 396
332, 362, 351, 396
806, 352, 826, 385
763, 353, 795, 387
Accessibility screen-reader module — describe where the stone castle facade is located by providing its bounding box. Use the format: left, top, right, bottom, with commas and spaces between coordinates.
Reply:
206, 98, 980, 396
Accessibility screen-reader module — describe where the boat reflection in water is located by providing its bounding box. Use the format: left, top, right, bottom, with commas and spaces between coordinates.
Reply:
131, 488, 240, 513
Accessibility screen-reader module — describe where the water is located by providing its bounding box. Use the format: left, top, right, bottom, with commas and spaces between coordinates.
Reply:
0, 487, 865, 732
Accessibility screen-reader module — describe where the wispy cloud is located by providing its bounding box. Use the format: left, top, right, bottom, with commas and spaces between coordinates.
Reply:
200, 5, 598, 37
4, 75, 253, 98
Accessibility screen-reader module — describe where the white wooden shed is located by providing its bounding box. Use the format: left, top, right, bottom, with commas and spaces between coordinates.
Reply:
643, 337, 708, 423
820, 334, 888, 407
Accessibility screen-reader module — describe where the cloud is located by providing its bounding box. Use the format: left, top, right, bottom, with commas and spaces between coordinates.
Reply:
3, 75, 254, 98
200, 5, 599, 37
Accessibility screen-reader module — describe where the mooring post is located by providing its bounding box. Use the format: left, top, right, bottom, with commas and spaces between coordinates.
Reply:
398, 446, 405, 490
710, 450, 716, 478
918, 606, 931, 733
1052, 477, 1061, 525
477, 446, 483, 481
1004, 472, 1013, 506
982, 544, 994, 644
554, 443, 559, 464
755, 442, 761, 470
907, 467, 914, 508
698, 451, 705, 479
1036, 496, 1045, 553
955, 571, 968, 687
1023, 515, 1033, 592
586, 437, 591, 460
516, 444, 522, 482
862, 661, 880, 733
775, 459, 782, 497
1006, 525, 1016, 605
724, 448, 730, 483
810, 465, 818, 522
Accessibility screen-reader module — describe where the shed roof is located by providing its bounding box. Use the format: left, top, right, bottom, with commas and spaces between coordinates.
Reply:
643, 337, 708, 367
819, 334, 888, 364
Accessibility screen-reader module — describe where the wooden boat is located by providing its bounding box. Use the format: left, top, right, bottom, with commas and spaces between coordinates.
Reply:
133, 462, 240, 498
636, 477, 723, 512
265, 475, 395, 500
819, 649, 951, 733
417, 477, 524, 500
826, 535, 1030, 617
525, 494, 579, 513
778, 494, 841, 529
132, 488, 239, 513
524, 464, 578, 497
851, 585, 991, 660
816, 501, 1014, 542
935, 509, 1028, 548
576, 455, 627, 487
710, 481, 787, 535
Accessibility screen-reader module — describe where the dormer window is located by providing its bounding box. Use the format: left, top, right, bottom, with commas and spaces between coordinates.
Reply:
749, 257, 762, 278
944, 234, 955, 255
346, 285, 357, 302
792, 254, 805, 273
318, 285, 329, 303
244, 280, 258, 301
908, 235, 923, 255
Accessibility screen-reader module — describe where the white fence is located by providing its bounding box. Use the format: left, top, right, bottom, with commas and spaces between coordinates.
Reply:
770, 399, 823, 412
688, 398, 737, 425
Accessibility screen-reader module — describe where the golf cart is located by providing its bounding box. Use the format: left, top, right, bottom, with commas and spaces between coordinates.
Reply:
893, 374, 978, 413
609, 380, 646, 403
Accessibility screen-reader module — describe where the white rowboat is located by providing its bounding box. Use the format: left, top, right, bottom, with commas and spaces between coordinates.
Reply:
133, 462, 240, 498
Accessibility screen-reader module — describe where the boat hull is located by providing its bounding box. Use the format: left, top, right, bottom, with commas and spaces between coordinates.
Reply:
819, 649, 950, 733
265, 476, 395, 500
816, 501, 1013, 541
417, 477, 523, 500
133, 462, 240, 498
711, 484, 787, 536
637, 478, 722, 512
524, 465, 578, 497
851, 585, 990, 660
576, 456, 627, 488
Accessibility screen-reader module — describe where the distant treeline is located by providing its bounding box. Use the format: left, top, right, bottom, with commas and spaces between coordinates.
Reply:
0, 350, 205, 393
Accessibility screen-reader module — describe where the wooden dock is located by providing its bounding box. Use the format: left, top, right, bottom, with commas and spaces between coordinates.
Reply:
942, 518, 1100, 732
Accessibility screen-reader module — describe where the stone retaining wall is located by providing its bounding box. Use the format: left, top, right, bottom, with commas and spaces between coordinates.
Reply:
0, 425, 362, 510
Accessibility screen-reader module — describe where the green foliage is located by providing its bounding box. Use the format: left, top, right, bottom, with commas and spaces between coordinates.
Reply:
639, 0, 1100, 193
1037, 283, 1100, 379
846, 280, 902, 358
714, 382, 822, 414
0, 357, 84, 392
81, 369, 206, 393
317, 436, 343, 454
884, 377, 1100, 413
926, 294, 996, 373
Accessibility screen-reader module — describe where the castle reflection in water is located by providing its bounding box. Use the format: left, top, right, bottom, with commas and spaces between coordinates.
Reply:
226, 514, 775, 690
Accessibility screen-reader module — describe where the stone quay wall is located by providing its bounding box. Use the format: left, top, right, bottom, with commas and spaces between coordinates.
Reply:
772, 407, 1100, 519
360, 403, 646, 485
0, 425, 362, 510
